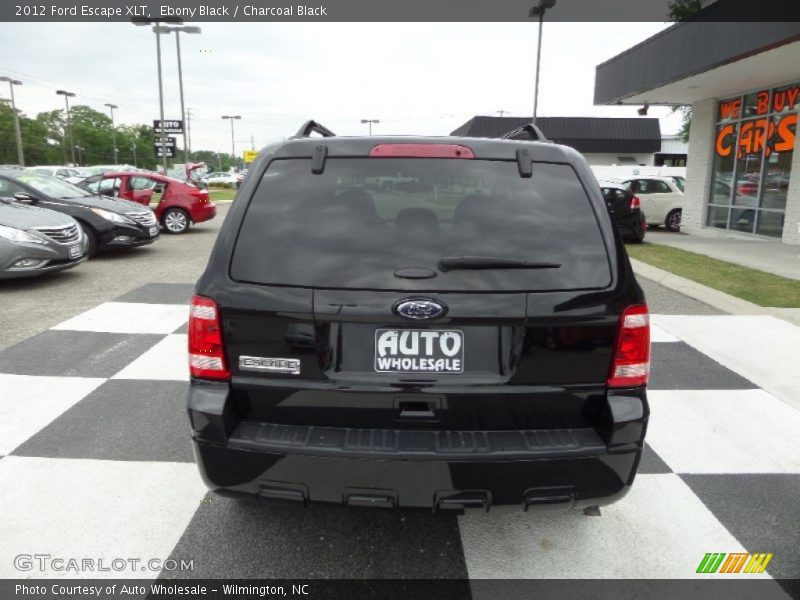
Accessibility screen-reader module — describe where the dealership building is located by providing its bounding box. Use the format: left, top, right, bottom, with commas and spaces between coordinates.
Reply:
595, 15, 800, 244
450, 116, 687, 167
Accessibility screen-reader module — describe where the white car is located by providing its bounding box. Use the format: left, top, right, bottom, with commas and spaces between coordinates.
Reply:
620, 175, 684, 232
206, 172, 239, 187
24, 166, 83, 184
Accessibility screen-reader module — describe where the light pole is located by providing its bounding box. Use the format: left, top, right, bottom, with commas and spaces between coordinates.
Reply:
133, 17, 182, 174
221, 115, 241, 168
104, 103, 118, 164
1, 77, 24, 166
131, 142, 138, 167
360, 119, 379, 135
74, 145, 84, 166
152, 25, 201, 164
56, 89, 76, 165
529, 0, 556, 125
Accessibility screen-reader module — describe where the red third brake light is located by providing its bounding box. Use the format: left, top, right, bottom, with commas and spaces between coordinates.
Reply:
629, 195, 641, 210
188, 295, 230, 380
607, 304, 650, 388
369, 144, 475, 159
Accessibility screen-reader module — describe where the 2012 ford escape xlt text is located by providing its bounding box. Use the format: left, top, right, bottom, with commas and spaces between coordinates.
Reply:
187, 121, 651, 512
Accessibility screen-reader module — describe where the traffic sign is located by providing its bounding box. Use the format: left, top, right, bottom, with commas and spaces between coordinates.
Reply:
154, 145, 176, 158
153, 136, 177, 148
153, 119, 184, 134
243, 149, 259, 163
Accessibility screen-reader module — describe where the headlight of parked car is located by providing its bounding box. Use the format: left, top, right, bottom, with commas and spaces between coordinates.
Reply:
0, 224, 47, 244
90, 208, 136, 225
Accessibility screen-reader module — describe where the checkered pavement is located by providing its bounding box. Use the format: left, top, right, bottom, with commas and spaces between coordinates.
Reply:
0, 283, 798, 590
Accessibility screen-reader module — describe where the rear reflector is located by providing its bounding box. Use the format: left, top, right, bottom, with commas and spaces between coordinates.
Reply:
629, 196, 641, 210
607, 304, 650, 388
188, 295, 230, 380
369, 144, 474, 159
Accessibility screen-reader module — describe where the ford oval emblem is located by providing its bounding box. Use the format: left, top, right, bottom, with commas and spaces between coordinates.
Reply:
395, 298, 447, 320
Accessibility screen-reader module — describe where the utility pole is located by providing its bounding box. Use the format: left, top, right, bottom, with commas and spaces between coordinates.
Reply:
0, 77, 24, 166
497, 109, 508, 117
221, 115, 241, 168
56, 90, 76, 165
104, 103, 118, 164
186, 107, 193, 160
131, 143, 138, 167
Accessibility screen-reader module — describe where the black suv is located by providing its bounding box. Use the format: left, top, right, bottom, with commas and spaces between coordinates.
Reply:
187, 121, 651, 512
600, 181, 646, 244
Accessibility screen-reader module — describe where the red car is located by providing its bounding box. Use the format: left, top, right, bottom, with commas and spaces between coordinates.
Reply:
78, 172, 216, 234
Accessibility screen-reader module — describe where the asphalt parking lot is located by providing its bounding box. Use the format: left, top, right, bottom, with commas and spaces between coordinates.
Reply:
0, 206, 798, 596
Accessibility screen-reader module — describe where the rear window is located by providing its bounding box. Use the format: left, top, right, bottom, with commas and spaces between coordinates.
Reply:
230, 158, 611, 292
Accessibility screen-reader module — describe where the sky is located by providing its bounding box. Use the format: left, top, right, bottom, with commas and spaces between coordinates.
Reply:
0, 22, 679, 155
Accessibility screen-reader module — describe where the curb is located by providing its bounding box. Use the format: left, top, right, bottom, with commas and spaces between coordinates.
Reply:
629, 258, 800, 327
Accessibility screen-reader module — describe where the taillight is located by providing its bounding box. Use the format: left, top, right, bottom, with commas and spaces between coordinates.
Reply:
369, 144, 474, 158
607, 304, 650, 388
629, 195, 640, 210
188, 295, 230, 380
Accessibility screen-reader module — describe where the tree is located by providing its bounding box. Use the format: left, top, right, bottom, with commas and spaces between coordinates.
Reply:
0, 101, 62, 165
668, 0, 702, 21
667, 0, 702, 142
189, 149, 237, 172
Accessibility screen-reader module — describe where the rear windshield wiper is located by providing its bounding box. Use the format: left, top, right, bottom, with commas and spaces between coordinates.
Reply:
437, 256, 561, 272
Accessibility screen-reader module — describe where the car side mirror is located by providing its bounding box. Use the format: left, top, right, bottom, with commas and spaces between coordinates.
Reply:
13, 192, 36, 204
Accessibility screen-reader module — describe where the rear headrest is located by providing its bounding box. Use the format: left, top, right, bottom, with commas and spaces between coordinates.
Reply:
394, 207, 439, 235
453, 193, 491, 228
335, 188, 378, 217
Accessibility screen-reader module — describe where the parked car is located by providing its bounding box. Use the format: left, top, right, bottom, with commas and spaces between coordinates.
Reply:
599, 181, 646, 243
206, 172, 239, 187
77, 171, 216, 234
186, 122, 651, 512
24, 166, 83, 184
620, 176, 683, 232
0, 198, 87, 279
0, 171, 159, 256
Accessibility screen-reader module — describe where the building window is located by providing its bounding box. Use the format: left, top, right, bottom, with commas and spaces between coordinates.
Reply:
707, 82, 798, 238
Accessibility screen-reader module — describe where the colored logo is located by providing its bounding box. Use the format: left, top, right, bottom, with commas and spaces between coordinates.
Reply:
394, 298, 446, 320
696, 552, 773, 574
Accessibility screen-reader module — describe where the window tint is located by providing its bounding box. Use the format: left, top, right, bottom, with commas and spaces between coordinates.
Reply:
231, 158, 611, 292
652, 180, 672, 193
14, 174, 91, 199
0, 177, 27, 196
130, 177, 154, 191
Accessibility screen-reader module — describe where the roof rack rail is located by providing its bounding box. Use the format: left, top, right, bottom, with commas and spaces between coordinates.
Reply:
501, 123, 548, 141
292, 120, 336, 139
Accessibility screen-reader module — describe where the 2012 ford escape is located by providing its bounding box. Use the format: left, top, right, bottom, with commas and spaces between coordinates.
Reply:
187, 121, 651, 512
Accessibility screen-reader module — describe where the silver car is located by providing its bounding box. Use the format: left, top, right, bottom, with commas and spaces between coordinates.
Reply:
0, 199, 88, 279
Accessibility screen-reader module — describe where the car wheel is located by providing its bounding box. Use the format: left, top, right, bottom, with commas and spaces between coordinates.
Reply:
163, 208, 190, 234
79, 223, 97, 257
665, 209, 682, 232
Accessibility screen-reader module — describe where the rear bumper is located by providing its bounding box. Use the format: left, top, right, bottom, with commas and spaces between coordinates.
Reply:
188, 381, 647, 511
97, 223, 157, 250
190, 202, 217, 224
615, 213, 646, 242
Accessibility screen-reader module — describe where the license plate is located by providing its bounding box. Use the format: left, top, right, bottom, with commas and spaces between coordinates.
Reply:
68, 245, 81, 259
149, 226, 159, 237
374, 329, 464, 373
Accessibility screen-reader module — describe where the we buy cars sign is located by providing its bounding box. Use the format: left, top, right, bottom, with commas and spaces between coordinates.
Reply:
153, 119, 183, 134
